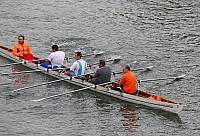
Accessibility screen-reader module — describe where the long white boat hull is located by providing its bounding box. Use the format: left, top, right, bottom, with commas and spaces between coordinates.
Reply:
0, 45, 183, 114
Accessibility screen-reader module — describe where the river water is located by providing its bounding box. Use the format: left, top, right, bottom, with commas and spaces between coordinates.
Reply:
0, 0, 199, 135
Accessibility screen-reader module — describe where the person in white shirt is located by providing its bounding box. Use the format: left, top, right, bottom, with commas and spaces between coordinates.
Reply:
40, 45, 65, 68
65, 52, 87, 77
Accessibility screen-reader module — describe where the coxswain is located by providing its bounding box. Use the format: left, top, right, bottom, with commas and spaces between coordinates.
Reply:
40, 44, 65, 68
65, 52, 87, 77
12, 35, 34, 60
88, 60, 111, 85
117, 65, 137, 94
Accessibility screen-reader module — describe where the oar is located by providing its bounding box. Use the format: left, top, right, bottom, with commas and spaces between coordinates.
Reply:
83, 51, 104, 57
32, 86, 93, 102
112, 66, 153, 75
88, 56, 121, 68
133, 66, 153, 72
107, 56, 121, 63
1, 58, 119, 75
0, 58, 48, 68
0, 82, 12, 86
136, 66, 153, 71
10, 71, 93, 93
1, 67, 66, 76
65, 51, 104, 61
1, 69, 44, 75
138, 74, 186, 83
1, 57, 121, 75
32, 80, 115, 102
0, 62, 24, 67
10, 78, 68, 93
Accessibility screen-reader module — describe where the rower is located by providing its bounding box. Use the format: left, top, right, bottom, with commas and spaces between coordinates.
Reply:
12, 35, 34, 60
65, 52, 87, 78
88, 60, 111, 85
40, 45, 65, 68
114, 65, 137, 94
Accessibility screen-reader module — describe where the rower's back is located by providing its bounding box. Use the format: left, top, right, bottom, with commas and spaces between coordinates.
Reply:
89, 60, 112, 84
95, 66, 111, 83
48, 50, 65, 67
119, 65, 137, 94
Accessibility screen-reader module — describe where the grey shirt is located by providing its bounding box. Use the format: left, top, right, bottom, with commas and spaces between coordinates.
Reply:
93, 66, 112, 84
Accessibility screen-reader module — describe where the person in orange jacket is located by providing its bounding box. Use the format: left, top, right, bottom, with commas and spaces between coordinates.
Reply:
12, 35, 33, 60
118, 65, 137, 94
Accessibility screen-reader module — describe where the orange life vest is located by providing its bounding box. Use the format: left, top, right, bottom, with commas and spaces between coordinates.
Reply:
12, 41, 33, 60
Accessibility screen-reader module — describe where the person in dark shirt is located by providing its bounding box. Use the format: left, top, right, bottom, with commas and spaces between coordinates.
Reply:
88, 60, 111, 85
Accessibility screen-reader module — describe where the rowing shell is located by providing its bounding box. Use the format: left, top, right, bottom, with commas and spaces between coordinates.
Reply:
0, 45, 183, 113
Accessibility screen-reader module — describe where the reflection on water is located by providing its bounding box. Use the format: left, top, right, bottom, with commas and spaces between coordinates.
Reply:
93, 92, 184, 132
120, 104, 139, 132
94, 95, 139, 132
154, 109, 183, 124
9, 66, 31, 85
141, 104, 183, 125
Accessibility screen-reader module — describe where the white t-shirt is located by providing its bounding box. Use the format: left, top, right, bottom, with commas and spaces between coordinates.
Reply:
70, 59, 87, 76
48, 51, 65, 67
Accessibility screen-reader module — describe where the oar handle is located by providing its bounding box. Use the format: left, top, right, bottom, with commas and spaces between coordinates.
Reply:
0, 62, 22, 67
138, 74, 186, 83
10, 71, 95, 93
1, 69, 43, 75
11, 78, 67, 93
1, 67, 67, 75
88, 57, 121, 68
65, 51, 104, 61
112, 66, 153, 75
32, 86, 93, 102
0, 57, 49, 67
32, 80, 116, 102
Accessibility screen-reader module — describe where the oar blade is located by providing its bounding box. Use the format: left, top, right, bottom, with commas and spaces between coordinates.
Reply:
132, 66, 153, 72
65, 51, 104, 61
94, 51, 104, 56
146, 66, 153, 71
139, 74, 186, 83
111, 56, 121, 63
32, 98, 46, 102
175, 74, 186, 80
